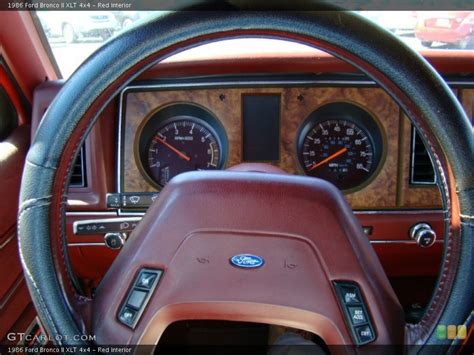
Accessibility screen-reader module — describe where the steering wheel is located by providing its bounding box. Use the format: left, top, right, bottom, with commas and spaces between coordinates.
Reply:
18, 5, 473, 351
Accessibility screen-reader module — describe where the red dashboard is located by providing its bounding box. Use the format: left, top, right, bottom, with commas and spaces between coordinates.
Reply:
30, 48, 474, 311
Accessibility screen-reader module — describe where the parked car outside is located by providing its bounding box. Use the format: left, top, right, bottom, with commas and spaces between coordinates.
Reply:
415, 11, 474, 49
111, 11, 158, 29
37, 11, 121, 43
111, 11, 140, 29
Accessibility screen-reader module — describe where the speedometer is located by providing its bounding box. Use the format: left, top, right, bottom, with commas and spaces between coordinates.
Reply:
297, 102, 384, 192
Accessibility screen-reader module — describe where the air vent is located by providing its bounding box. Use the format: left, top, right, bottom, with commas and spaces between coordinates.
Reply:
69, 146, 87, 188
410, 126, 436, 185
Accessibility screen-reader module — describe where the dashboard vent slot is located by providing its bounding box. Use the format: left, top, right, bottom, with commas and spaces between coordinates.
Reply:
410, 126, 436, 185
69, 146, 87, 188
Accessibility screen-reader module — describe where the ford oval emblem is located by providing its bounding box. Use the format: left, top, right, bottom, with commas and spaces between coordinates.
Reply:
230, 254, 264, 269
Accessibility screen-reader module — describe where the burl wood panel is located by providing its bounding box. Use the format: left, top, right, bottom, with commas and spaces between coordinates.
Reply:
123, 87, 400, 209
397, 89, 467, 209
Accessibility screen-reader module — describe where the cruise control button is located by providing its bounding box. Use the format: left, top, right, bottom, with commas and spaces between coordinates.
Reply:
355, 325, 375, 343
118, 268, 163, 329
348, 306, 367, 325
127, 289, 148, 309
119, 307, 137, 326
340, 286, 361, 305
136, 272, 159, 289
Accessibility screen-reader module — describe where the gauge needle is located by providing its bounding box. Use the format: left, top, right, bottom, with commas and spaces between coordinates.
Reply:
154, 137, 191, 161
308, 147, 348, 172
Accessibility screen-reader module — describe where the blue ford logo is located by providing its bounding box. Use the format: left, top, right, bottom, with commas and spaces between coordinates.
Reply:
230, 254, 264, 269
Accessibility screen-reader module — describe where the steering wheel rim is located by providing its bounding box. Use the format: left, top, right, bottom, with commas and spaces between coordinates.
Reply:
18, 6, 473, 351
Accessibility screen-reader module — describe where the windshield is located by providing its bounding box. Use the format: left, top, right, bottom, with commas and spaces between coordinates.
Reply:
35, 11, 474, 78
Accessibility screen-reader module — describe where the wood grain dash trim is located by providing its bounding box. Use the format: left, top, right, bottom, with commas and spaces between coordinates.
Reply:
122, 86, 401, 209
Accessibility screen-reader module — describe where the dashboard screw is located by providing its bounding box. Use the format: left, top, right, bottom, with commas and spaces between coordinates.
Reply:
297, 94, 304, 101
219, 93, 226, 101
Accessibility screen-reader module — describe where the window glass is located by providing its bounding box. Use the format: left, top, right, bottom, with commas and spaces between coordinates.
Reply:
36, 11, 158, 77
35, 11, 474, 79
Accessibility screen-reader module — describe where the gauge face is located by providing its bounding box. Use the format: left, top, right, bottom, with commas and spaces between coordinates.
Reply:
297, 103, 384, 191
146, 119, 221, 187
300, 119, 375, 190
136, 104, 227, 188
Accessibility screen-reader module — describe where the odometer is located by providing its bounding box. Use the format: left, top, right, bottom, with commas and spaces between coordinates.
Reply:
297, 103, 384, 191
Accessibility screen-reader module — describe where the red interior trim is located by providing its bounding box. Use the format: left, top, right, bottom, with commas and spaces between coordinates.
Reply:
0, 11, 58, 100
142, 47, 474, 79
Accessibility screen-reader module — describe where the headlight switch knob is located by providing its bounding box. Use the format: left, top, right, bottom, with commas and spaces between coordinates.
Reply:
410, 223, 436, 248
104, 232, 126, 250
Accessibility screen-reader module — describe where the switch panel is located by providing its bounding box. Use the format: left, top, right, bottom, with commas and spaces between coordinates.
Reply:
106, 193, 159, 209
118, 268, 163, 329
73, 217, 142, 235
334, 281, 376, 345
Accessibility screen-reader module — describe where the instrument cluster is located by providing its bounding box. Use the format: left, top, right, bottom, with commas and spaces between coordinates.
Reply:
129, 94, 385, 193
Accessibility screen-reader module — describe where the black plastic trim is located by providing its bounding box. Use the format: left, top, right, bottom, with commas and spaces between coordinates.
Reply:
118, 268, 163, 329
333, 281, 376, 346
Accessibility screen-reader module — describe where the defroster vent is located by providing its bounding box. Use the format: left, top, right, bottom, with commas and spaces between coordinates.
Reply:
69, 146, 87, 188
410, 126, 436, 185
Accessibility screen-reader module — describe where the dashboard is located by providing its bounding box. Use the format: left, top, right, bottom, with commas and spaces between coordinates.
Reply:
117, 78, 443, 212
31, 53, 474, 308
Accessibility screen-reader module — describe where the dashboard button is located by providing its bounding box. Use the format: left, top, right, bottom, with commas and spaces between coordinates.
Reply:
118, 268, 163, 329
333, 282, 376, 345
73, 217, 142, 235
355, 325, 375, 344
104, 233, 126, 250
136, 272, 159, 290
122, 193, 159, 209
348, 306, 367, 325
119, 307, 137, 327
410, 223, 436, 248
340, 286, 361, 305
106, 193, 122, 208
127, 289, 148, 310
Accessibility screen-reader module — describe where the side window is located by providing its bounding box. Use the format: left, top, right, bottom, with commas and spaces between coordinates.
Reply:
0, 86, 18, 141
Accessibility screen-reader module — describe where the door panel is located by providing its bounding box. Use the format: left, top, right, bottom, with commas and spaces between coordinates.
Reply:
0, 60, 34, 342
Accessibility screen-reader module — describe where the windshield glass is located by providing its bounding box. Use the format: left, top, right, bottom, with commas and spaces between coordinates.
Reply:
35, 11, 474, 78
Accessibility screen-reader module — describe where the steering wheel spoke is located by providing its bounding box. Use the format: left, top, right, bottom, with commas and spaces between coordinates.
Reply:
92, 171, 404, 345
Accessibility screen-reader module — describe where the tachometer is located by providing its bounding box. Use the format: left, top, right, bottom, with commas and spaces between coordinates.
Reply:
136, 104, 227, 188
297, 102, 384, 191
